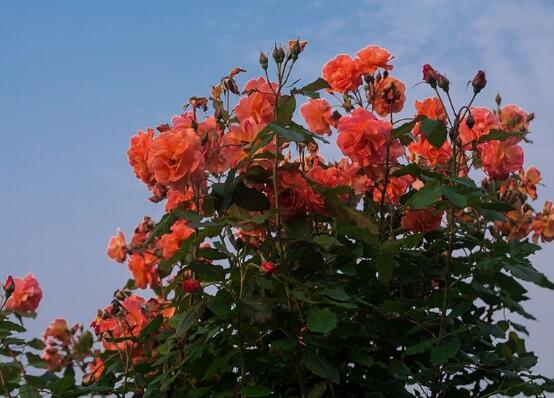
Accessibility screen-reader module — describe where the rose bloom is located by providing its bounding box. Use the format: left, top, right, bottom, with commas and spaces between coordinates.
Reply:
128, 252, 160, 289
236, 226, 267, 248
356, 45, 393, 74
92, 295, 150, 351
157, 219, 195, 259
372, 76, 407, 117
500, 104, 530, 132
4, 274, 42, 313
401, 208, 444, 233
521, 166, 541, 200
87, 356, 105, 383
183, 279, 202, 293
373, 175, 414, 205
408, 136, 452, 170
107, 229, 127, 263
128, 129, 155, 186
459, 107, 501, 146
147, 127, 205, 188
300, 98, 333, 135
130, 216, 154, 248
336, 158, 372, 196
478, 140, 523, 180
337, 108, 402, 167
414, 97, 447, 121
222, 120, 267, 169
171, 111, 195, 129
235, 77, 277, 124
273, 170, 325, 217
165, 186, 195, 212
495, 207, 534, 242
43, 345, 65, 371
43, 318, 70, 345
198, 116, 227, 174
532, 201, 554, 243
322, 54, 362, 93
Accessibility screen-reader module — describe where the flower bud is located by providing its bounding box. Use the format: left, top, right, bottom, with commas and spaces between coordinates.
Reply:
526, 112, 535, 123
260, 261, 276, 275
272, 45, 285, 64
437, 74, 450, 92
382, 70, 389, 79
259, 51, 268, 70
471, 70, 487, 94
364, 75, 375, 85
183, 278, 201, 294
422, 64, 437, 88
3, 276, 15, 299
466, 113, 475, 129
114, 289, 126, 301
495, 93, 502, 107
375, 71, 382, 82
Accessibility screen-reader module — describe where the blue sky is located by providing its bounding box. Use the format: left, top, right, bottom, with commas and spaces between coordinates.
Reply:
2, 0, 554, 377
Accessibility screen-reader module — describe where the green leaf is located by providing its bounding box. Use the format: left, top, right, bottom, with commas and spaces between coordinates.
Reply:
189, 262, 226, 282
307, 308, 338, 334
173, 300, 206, 338
291, 77, 330, 98
505, 263, 554, 289
302, 349, 340, 384
419, 118, 447, 148
277, 95, 296, 126
49, 375, 75, 395
376, 250, 394, 286
20, 385, 41, 398
241, 385, 273, 397
478, 129, 525, 143
391, 115, 424, 144
405, 337, 436, 355
410, 186, 443, 209
239, 296, 272, 324
207, 295, 232, 319
139, 314, 163, 341
232, 181, 270, 212
0, 320, 26, 333
308, 382, 328, 398
269, 123, 310, 143
351, 351, 374, 367
442, 186, 467, 207
431, 339, 460, 365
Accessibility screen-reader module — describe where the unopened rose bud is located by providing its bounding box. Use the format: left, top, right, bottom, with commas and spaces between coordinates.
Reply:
183, 278, 201, 294
437, 74, 449, 92
526, 112, 535, 123
382, 70, 389, 79
375, 71, 382, 82
289, 40, 301, 59
3, 276, 15, 299
364, 75, 374, 85
495, 93, 502, 107
472, 70, 487, 94
466, 113, 475, 129
422, 64, 437, 88
259, 51, 269, 70
260, 261, 276, 275
272, 45, 285, 64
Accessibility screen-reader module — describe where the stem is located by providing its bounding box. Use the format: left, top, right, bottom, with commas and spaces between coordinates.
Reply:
0, 363, 12, 398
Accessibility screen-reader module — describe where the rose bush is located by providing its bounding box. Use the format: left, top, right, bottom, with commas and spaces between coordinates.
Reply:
1, 40, 554, 397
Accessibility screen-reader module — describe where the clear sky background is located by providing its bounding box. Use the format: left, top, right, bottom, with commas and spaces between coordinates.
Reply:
2, 0, 554, 380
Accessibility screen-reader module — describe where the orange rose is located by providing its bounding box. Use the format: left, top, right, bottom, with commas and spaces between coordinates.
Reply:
532, 201, 554, 243
459, 107, 501, 146
87, 356, 105, 383
500, 104, 530, 133
356, 45, 393, 74
235, 77, 277, 124
373, 175, 414, 205
273, 170, 325, 217
107, 229, 127, 263
222, 120, 267, 169
414, 97, 447, 121
337, 109, 401, 167
478, 140, 523, 180
198, 116, 227, 174
128, 252, 159, 289
43, 318, 70, 345
408, 136, 452, 170
322, 54, 362, 93
372, 76, 407, 117
521, 166, 541, 200
157, 219, 195, 259
401, 208, 444, 233
4, 273, 42, 313
128, 129, 155, 186
300, 98, 333, 135
147, 128, 205, 188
